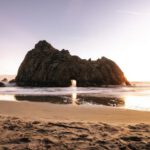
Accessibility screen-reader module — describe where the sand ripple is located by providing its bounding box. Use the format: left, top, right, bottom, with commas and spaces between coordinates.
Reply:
0, 116, 150, 150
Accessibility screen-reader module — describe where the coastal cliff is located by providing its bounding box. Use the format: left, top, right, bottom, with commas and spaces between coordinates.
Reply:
16, 40, 130, 87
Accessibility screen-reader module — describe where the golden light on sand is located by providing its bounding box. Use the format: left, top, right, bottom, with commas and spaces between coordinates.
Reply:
124, 96, 150, 111
0, 95, 16, 101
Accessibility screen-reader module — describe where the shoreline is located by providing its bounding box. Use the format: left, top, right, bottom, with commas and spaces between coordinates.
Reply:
0, 101, 150, 124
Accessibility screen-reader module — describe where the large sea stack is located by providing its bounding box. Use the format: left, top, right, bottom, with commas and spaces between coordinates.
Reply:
16, 40, 130, 87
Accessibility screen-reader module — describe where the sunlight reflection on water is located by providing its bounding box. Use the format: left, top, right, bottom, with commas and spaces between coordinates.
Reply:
1, 83, 150, 111
71, 87, 78, 106
0, 93, 150, 111
124, 95, 150, 111
0, 95, 16, 101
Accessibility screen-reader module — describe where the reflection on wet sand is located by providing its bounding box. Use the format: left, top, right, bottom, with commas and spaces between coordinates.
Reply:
15, 95, 71, 104
77, 96, 125, 106
0, 95, 16, 101
2, 93, 150, 111
14, 94, 125, 107
71, 87, 78, 106
72, 92, 78, 106
124, 95, 150, 111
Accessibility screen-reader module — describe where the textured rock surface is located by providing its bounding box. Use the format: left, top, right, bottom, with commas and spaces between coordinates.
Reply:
16, 40, 130, 87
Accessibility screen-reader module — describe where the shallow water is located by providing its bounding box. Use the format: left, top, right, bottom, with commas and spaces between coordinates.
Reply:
0, 82, 150, 111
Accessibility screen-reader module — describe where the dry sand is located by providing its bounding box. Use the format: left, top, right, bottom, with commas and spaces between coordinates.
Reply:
0, 101, 150, 149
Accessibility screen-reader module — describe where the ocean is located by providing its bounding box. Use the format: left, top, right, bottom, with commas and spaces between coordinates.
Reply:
0, 82, 150, 111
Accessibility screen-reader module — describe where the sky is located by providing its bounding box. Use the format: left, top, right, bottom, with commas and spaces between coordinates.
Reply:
1, 0, 150, 81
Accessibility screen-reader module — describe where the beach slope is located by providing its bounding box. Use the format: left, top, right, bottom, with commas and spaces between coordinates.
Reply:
0, 101, 150, 149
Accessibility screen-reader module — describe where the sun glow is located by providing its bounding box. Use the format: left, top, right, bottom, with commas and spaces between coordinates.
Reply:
0, 95, 16, 101
112, 48, 150, 82
124, 96, 150, 111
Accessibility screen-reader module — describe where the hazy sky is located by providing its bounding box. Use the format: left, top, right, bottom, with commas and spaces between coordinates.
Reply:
1, 0, 150, 81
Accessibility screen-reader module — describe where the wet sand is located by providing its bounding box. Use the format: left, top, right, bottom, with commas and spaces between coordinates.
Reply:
0, 101, 150, 149
0, 101, 150, 124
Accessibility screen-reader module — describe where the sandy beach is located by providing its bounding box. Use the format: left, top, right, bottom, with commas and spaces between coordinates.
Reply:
0, 101, 150, 149
1, 0, 150, 149
0, 101, 150, 124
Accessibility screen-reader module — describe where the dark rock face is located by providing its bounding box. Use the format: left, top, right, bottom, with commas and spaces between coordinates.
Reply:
0, 82, 5, 87
9, 79, 16, 83
16, 40, 130, 87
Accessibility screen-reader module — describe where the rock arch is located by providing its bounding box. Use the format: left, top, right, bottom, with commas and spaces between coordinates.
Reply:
16, 40, 130, 87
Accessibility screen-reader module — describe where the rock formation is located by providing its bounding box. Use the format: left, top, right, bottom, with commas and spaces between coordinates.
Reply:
0, 82, 5, 87
1, 78, 8, 82
16, 40, 130, 87
9, 79, 16, 84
